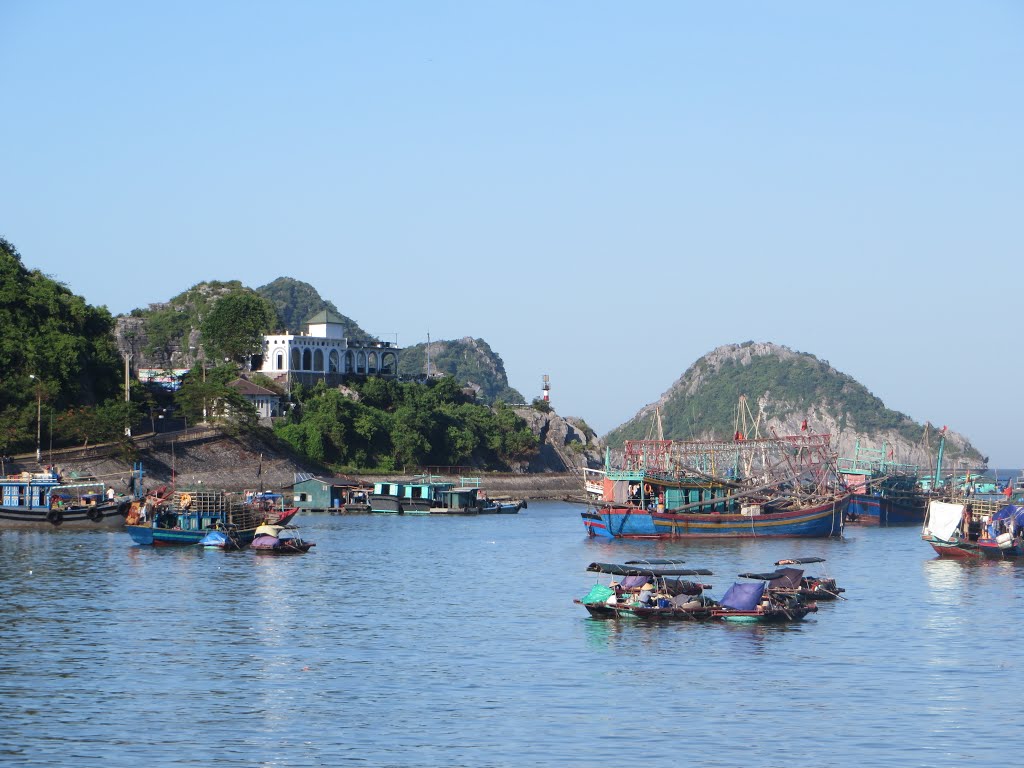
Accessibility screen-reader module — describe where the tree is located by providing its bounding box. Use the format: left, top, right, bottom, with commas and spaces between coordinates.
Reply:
200, 292, 277, 366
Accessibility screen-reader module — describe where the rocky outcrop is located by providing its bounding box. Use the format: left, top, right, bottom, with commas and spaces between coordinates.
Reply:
114, 313, 202, 371
512, 408, 605, 473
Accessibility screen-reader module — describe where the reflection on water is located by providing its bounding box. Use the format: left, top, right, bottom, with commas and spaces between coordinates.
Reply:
2, 504, 1022, 767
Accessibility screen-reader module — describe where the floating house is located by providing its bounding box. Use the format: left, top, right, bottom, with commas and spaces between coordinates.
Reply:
291, 475, 372, 513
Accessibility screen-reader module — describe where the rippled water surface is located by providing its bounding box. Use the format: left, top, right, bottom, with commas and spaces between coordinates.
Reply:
3, 501, 1022, 767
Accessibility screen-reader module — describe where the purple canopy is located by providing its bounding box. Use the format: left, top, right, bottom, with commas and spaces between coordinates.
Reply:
250, 534, 280, 550
719, 582, 766, 611
620, 575, 648, 589
768, 568, 804, 590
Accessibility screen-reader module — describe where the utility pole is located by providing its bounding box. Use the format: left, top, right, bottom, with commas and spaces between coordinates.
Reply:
124, 353, 132, 437
29, 374, 41, 463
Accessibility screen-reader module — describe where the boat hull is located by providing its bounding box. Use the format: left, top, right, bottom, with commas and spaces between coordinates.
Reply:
847, 493, 926, 526
711, 604, 816, 623
923, 534, 1024, 559
127, 508, 298, 547
0, 499, 129, 529
369, 495, 405, 514
584, 497, 847, 539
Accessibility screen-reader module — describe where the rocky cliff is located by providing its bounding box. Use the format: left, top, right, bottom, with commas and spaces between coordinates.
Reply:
512, 408, 605, 473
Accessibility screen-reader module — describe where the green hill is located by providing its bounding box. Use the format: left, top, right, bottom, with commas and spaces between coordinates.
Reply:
256, 277, 372, 339
606, 341, 984, 467
397, 337, 525, 405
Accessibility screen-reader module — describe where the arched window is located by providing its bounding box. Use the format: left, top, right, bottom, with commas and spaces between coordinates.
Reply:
356, 352, 366, 374
380, 352, 396, 375
302, 348, 312, 371
344, 351, 354, 373
276, 353, 284, 370
329, 350, 340, 372
313, 349, 324, 371
367, 351, 378, 372
291, 348, 301, 370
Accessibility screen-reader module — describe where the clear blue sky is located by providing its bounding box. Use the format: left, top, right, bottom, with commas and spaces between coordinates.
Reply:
2, 2, 1021, 466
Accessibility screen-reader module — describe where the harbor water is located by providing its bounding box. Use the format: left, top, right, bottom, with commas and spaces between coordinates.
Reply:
3, 500, 1021, 767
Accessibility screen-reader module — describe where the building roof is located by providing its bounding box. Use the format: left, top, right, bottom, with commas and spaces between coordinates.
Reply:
228, 378, 280, 397
291, 474, 364, 489
305, 308, 348, 327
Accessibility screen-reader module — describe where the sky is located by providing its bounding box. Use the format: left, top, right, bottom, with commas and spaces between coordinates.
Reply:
2, 2, 1022, 466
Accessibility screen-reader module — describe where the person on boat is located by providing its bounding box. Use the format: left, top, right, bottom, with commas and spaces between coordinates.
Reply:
638, 583, 655, 606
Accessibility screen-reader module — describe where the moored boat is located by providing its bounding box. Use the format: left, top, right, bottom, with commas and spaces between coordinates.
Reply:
370, 476, 525, 515
575, 559, 713, 619
126, 490, 298, 547
771, 557, 845, 600
582, 435, 846, 539
585, 495, 847, 539
0, 466, 140, 529
710, 576, 817, 623
838, 441, 929, 526
922, 498, 1024, 559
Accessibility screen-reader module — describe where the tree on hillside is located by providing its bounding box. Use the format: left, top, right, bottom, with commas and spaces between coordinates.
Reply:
200, 292, 277, 366
0, 237, 123, 453
174, 363, 256, 430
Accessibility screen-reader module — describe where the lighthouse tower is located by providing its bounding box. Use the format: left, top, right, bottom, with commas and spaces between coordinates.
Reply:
541, 374, 550, 403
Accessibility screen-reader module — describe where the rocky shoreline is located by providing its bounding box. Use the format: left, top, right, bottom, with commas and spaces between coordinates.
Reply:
11, 426, 589, 502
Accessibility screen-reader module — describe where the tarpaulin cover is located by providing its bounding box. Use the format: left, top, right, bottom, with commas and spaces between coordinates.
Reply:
663, 578, 705, 596
925, 501, 966, 542
250, 534, 280, 550
768, 568, 804, 589
620, 575, 647, 589
719, 582, 766, 611
992, 505, 1024, 526
581, 584, 615, 604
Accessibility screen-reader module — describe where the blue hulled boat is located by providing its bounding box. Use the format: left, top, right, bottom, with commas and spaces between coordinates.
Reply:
126, 489, 298, 546
0, 464, 142, 529
581, 436, 846, 539
838, 441, 929, 526
585, 496, 847, 539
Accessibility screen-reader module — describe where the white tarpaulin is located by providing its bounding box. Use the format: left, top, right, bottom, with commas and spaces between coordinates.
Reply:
925, 501, 965, 541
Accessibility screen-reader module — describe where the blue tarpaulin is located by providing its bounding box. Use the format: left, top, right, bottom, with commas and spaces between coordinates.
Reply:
719, 582, 765, 611
992, 505, 1024, 527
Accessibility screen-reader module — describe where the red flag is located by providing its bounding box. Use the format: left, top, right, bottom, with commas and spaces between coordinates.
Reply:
1005, 483, 1014, 498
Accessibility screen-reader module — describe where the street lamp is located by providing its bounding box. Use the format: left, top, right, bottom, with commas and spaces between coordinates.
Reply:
28, 375, 41, 463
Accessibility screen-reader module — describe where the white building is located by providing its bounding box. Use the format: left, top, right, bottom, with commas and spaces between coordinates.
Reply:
227, 378, 281, 419
256, 309, 399, 387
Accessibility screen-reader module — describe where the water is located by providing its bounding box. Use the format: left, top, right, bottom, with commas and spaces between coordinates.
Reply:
2, 501, 1022, 767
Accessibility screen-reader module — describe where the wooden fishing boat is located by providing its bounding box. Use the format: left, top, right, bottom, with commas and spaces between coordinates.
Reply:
250, 524, 315, 554
838, 441, 929, 525
126, 490, 298, 547
771, 557, 845, 600
0, 466, 141, 529
582, 436, 846, 539
922, 498, 1024, 559
585, 495, 847, 539
710, 577, 817, 623
574, 560, 712, 618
